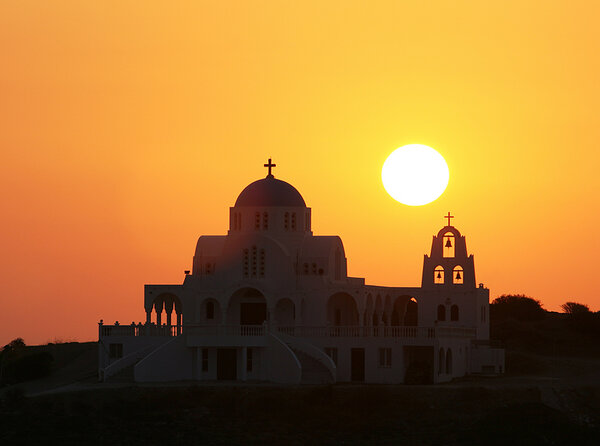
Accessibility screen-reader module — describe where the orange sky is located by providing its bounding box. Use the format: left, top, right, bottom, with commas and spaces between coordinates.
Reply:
1, 1, 599, 346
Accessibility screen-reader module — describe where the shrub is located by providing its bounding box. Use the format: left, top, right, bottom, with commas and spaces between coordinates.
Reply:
490, 294, 546, 322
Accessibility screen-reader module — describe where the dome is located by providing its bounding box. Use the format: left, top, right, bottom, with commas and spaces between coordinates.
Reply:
235, 175, 306, 207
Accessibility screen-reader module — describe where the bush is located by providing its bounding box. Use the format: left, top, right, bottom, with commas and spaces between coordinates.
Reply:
490, 294, 546, 322
561, 302, 590, 315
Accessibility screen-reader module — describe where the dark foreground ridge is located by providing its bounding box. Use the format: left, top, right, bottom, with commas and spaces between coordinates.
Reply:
1, 384, 599, 445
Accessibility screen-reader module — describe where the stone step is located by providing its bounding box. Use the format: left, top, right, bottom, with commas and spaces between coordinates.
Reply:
290, 348, 333, 384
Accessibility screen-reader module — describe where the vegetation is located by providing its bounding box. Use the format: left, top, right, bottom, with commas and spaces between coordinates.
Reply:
490, 294, 546, 321
561, 301, 591, 314
0, 338, 53, 386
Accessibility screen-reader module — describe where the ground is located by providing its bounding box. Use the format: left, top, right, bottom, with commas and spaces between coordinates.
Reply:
1, 313, 600, 445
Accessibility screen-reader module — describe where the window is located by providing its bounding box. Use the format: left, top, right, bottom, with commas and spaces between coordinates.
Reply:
206, 301, 214, 320
303, 263, 309, 275
246, 348, 253, 372
259, 249, 265, 278
453, 265, 464, 284
291, 213, 296, 230
437, 305, 446, 321
443, 232, 455, 258
255, 212, 260, 230
243, 249, 249, 278
263, 212, 268, 230
450, 305, 459, 321
312, 262, 317, 275
202, 348, 209, 372
205, 263, 212, 274
325, 347, 338, 365
378, 348, 392, 368
434, 266, 444, 284
251, 246, 257, 277
284, 212, 289, 230
109, 343, 123, 359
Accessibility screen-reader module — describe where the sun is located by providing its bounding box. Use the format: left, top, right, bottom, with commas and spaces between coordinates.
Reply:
381, 144, 450, 206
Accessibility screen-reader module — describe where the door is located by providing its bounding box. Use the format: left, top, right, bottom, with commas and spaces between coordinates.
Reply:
351, 348, 365, 382
217, 348, 237, 380
240, 302, 267, 325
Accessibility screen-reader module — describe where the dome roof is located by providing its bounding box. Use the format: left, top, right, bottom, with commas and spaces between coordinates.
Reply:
235, 175, 306, 207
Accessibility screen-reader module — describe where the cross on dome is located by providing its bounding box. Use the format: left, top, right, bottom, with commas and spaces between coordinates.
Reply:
264, 158, 276, 177
445, 212, 454, 226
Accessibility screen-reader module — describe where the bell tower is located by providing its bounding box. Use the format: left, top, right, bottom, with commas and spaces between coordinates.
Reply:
422, 213, 476, 290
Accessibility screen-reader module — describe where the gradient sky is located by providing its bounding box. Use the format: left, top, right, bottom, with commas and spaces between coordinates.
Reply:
1, 1, 599, 346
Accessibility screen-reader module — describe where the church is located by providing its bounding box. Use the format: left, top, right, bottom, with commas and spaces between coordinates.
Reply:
98, 160, 504, 384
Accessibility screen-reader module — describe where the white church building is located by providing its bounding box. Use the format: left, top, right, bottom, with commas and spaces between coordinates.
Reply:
98, 160, 504, 384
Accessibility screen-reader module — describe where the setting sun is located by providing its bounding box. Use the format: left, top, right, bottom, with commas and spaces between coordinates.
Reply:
381, 144, 450, 206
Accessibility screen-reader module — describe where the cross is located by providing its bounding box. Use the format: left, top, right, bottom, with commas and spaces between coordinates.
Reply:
444, 212, 454, 226
264, 158, 276, 177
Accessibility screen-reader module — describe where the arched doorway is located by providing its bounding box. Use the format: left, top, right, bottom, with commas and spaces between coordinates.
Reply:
227, 288, 267, 325
327, 292, 359, 326
274, 298, 295, 326
404, 297, 418, 326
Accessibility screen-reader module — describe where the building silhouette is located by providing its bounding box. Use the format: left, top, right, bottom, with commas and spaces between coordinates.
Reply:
99, 160, 504, 384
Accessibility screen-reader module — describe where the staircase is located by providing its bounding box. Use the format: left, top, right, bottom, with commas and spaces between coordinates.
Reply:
291, 348, 334, 384
106, 364, 135, 383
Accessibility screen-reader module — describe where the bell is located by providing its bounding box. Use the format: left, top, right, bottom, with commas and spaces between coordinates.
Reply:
445, 238, 453, 248
436, 271, 442, 279
455, 271, 462, 280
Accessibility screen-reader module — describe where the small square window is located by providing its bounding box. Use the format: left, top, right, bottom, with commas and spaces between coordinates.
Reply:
247, 348, 253, 372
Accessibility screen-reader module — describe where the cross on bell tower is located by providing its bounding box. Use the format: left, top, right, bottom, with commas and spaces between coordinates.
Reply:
444, 212, 454, 227
264, 158, 276, 178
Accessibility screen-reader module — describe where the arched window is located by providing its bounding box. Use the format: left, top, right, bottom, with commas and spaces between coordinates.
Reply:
443, 232, 455, 258
451, 305, 459, 321
439, 348, 445, 374
284, 212, 289, 230
206, 301, 214, 320
437, 305, 446, 321
446, 349, 453, 374
434, 266, 444, 284
453, 265, 464, 284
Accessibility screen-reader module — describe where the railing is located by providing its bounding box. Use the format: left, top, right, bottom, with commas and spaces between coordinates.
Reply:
277, 325, 476, 339
99, 323, 475, 339
185, 325, 265, 337
100, 324, 180, 337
